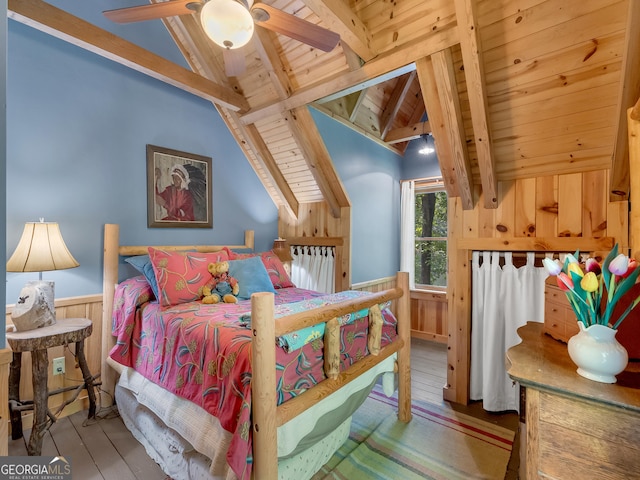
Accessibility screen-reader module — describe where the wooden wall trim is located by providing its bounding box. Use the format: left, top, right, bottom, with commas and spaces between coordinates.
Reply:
456, 237, 615, 252
6, 294, 102, 315
287, 236, 344, 247
351, 276, 395, 290
279, 202, 352, 293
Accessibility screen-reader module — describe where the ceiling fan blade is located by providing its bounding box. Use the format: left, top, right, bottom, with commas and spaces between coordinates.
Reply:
103, 0, 201, 24
223, 48, 247, 77
251, 4, 339, 53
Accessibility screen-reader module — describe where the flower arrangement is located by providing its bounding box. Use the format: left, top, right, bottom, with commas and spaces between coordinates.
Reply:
543, 245, 640, 329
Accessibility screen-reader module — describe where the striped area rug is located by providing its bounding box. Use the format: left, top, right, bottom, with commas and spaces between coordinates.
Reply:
313, 386, 515, 480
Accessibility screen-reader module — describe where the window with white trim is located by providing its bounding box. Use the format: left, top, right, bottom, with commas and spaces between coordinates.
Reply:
415, 180, 447, 288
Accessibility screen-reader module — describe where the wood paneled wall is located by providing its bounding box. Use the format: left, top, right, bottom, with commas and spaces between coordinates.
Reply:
5, 295, 103, 432
352, 277, 447, 342
279, 202, 351, 292
446, 169, 628, 405
409, 291, 447, 344
458, 170, 626, 244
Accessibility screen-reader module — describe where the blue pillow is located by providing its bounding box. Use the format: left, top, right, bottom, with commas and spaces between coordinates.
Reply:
228, 256, 276, 300
125, 255, 160, 300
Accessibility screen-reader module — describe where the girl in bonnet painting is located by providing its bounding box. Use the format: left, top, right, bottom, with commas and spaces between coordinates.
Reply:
155, 164, 195, 221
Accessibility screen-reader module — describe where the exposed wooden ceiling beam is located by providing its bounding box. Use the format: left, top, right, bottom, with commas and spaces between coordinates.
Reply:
163, 12, 300, 218
408, 93, 426, 124
385, 121, 431, 145
286, 107, 351, 218
252, 27, 294, 100
302, 0, 375, 61
454, 0, 497, 208
348, 89, 367, 122
341, 42, 364, 71
251, 24, 351, 219
381, 72, 417, 140
416, 56, 461, 200
310, 103, 403, 155
240, 27, 459, 125
431, 49, 474, 210
238, 123, 300, 217
610, 0, 640, 200
308, 65, 416, 105
8, 0, 250, 113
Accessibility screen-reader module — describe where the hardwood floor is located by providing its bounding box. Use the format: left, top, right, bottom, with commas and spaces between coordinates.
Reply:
8, 338, 520, 479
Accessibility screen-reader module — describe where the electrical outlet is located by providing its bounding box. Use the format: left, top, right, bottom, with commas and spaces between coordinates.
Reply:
53, 357, 65, 376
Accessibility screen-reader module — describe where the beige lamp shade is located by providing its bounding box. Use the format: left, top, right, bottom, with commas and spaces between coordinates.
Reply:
7, 221, 80, 273
272, 238, 293, 262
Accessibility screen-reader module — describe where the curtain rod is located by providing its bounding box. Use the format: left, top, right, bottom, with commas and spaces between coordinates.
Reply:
400, 176, 443, 185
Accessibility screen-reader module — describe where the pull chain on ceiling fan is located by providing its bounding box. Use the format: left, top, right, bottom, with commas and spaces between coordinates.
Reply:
103, 0, 340, 76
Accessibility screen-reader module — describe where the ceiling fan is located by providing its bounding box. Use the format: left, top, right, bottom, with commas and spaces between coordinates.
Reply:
103, 0, 340, 76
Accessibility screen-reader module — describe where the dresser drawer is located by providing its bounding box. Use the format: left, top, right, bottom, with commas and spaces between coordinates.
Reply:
544, 285, 567, 305
544, 304, 568, 341
544, 279, 576, 343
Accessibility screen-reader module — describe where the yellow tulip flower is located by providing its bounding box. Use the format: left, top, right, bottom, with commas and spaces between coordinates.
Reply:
567, 262, 584, 278
580, 271, 599, 293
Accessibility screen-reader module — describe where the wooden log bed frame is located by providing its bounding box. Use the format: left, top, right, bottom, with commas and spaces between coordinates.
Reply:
100, 223, 412, 479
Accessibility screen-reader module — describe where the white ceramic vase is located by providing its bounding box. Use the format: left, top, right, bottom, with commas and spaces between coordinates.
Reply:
567, 322, 628, 383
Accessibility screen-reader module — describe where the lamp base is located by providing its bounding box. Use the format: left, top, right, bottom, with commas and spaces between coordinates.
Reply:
11, 281, 56, 332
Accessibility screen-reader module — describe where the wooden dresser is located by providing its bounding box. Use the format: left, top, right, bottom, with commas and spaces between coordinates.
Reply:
507, 323, 640, 480
543, 277, 579, 342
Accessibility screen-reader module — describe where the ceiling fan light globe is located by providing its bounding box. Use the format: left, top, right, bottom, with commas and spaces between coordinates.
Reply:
200, 0, 254, 49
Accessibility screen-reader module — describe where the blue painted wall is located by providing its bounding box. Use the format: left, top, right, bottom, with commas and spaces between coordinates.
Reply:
6, 21, 278, 303
5, 6, 443, 308
49, 0, 189, 68
310, 110, 442, 283
310, 109, 402, 284
311, 108, 402, 283
402, 134, 441, 180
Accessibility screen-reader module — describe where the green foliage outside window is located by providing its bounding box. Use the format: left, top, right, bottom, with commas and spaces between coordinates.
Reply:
415, 190, 447, 287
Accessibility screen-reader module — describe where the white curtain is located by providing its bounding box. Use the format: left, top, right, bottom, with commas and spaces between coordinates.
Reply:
470, 251, 547, 412
400, 180, 415, 288
291, 246, 335, 294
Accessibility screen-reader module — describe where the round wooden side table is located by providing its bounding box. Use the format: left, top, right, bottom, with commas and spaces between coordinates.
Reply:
6, 318, 98, 456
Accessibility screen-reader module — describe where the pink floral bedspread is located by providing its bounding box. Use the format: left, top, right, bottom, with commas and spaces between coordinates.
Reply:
109, 276, 397, 479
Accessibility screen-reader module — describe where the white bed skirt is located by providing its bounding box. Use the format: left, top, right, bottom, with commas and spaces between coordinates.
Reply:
114, 355, 397, 479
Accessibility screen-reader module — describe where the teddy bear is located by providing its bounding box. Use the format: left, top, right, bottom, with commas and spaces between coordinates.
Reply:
201, 260, 240, 304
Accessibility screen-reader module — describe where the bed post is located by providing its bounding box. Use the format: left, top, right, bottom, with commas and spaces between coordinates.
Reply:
396, 271, 412, 422
251, 292, 278, 479
101, 224, 120, 407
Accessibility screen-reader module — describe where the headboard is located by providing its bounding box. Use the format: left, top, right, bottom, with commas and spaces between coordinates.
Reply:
100, 223, 255, 406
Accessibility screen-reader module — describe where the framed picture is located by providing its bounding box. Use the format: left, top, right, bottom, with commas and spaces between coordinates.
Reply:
146, 144, 213, 228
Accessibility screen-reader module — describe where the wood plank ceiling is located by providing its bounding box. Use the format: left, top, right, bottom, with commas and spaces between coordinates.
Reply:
9, 0, 640, 217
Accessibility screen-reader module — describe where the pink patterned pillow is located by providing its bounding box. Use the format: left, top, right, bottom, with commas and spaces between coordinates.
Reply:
231, 250, 295, 289
148, 247, 230, 306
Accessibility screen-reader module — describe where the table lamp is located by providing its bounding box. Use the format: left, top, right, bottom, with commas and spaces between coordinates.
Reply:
6, 220, 79, 331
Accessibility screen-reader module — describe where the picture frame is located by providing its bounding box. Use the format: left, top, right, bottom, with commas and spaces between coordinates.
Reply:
146, 144, 213, 228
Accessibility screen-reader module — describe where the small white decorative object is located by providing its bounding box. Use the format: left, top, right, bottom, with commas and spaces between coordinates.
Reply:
567, 322, 628, 383
11, 281, 56, 332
